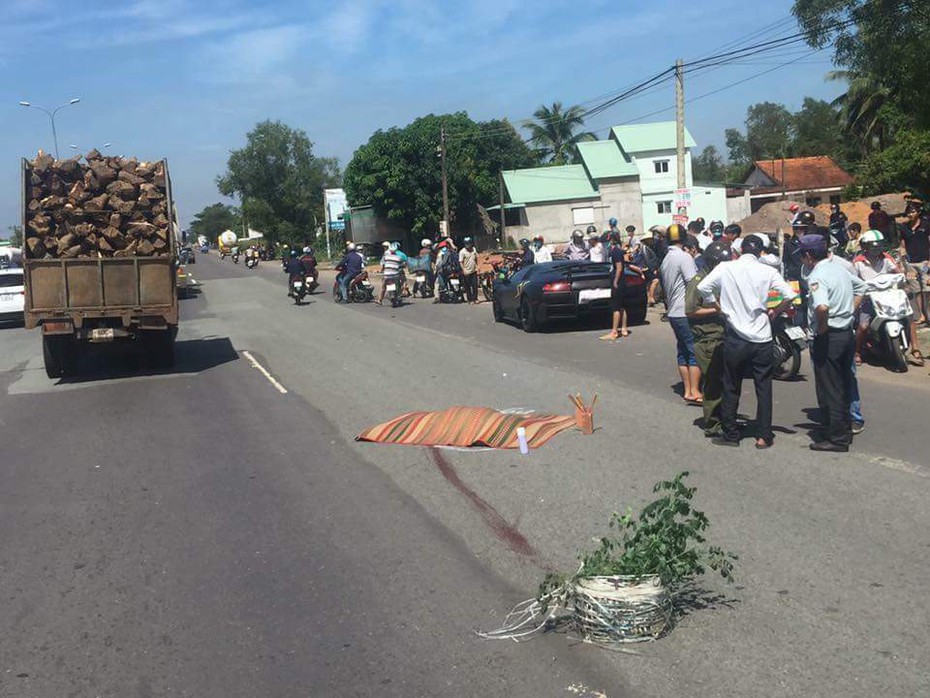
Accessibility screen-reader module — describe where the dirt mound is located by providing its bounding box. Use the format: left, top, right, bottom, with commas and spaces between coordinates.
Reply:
737, 192, 911, 233
815, 192, 909, 231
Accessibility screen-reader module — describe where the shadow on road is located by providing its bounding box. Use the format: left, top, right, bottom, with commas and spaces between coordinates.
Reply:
57, 337, 240, 385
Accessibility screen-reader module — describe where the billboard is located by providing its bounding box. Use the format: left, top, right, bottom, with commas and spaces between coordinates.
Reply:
324, 188, 348, 231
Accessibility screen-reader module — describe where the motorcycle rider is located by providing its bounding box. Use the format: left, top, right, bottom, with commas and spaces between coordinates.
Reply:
377, 242, 404, 306
587, 228, 606, 263
565, 229, 590, 261
852, 230, 903, 366
685, 240, 734, 438
300, 246, 318, 290
335, 243, 364, 302
519, 238, 535, 267
829, 203, 849, 248
284, 249, 305, 296
532, 235, 552, 263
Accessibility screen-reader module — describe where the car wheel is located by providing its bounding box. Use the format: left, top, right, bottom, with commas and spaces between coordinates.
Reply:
520, 298, 538, 333
492, 297, 504, 322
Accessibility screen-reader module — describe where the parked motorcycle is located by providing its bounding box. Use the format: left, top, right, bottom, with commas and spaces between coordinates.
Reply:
772, 307, 806, 381
861, 272, 913, 372
385, 275, 403, 308
480, 270, 495, 302
412, 271, 433, 298
438, 270, 465, 304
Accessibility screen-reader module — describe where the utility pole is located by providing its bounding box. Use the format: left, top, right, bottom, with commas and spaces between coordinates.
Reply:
498, 167, 507, 247
675, 58, 686, 218
440, 125, 450, 237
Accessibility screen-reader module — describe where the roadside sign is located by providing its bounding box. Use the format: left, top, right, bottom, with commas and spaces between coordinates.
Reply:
675, 188, 691, 209
672, 214, 689, 225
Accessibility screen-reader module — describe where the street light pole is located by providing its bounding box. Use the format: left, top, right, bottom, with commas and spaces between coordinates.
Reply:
18, 98, 81, 158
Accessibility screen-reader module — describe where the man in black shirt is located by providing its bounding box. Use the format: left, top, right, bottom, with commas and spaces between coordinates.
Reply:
900, 202, 930, 327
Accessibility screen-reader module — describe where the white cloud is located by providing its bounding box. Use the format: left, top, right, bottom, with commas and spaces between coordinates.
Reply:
196, 24, 306, 84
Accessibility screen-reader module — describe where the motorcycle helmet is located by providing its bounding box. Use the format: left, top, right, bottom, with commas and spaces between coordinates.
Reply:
789, 203, 800, 213
859, 229, 884, 246
666, 223, 686, 244
421, 238, 432, 247
585, 225, 597, 235
347, 243, 356, 251
463, 237, 473, 245
519, 238, 530, 248
290, 249, 298, 258
792, 211, 816, 228
703, 240, 733, 269
303, 246, 311, 254
382, 241, 390, 248
532, 235, 544, 243
709, 220, 725, 236
608, 217, 618, 227
572, 229, 585, 240
748, 233, 771, 251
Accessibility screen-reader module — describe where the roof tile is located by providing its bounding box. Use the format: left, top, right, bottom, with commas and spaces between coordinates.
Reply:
750, 156, 853, 193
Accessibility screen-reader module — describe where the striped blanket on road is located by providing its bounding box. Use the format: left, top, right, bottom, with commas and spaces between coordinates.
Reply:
356, 406, 577, 450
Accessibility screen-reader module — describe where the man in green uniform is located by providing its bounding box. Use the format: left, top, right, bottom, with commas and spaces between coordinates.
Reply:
685, 241, 734, 437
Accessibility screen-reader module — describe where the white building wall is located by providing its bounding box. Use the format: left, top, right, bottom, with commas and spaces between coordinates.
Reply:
626, 147, 693, 196
641, 185, 728, 231
726, 190, 751, 224
517, 198, 603, 245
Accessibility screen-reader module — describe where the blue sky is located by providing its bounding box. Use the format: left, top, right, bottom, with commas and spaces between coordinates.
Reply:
0, 0, 840, 231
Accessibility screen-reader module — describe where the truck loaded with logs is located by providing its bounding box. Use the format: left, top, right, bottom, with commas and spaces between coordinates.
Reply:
21, 149, 180, 378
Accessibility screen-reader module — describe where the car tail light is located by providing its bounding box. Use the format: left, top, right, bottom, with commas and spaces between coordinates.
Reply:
542, 281, 570, 293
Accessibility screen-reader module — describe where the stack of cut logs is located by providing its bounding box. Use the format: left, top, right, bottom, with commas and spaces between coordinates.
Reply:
24, 149, 171, 259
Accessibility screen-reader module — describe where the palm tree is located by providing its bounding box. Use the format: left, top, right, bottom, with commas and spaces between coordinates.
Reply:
827, 70, 893, 155
522, 102, 596, 165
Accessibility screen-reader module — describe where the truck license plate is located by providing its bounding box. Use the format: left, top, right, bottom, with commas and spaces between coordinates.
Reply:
451, 279, 460, 288
386, 283, 396, 292
416, 275, 426, 283
785, 326, 806, 341
0, 293, 12, 302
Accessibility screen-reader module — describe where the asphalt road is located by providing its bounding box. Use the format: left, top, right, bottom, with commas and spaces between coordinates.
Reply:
1, 253, 928, 698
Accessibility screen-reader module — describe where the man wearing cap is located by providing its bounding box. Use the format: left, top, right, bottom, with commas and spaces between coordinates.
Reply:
698, 234, 797, 448
624, 225, 640, 252
659, 224, 702, 404
723, 223, 743, 255
798, 234, 867, 452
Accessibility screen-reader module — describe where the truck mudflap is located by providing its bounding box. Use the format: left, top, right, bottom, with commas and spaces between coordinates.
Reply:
41, 320, 74, 336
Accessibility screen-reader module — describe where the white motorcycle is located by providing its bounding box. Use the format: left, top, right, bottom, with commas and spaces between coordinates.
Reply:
862, 273, 912, 373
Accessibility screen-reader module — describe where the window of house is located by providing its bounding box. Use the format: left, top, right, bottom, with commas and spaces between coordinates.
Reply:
572, 207, 595, 225
654, 160, 669, 174
806, 196, 822, 207
657, 201, 672, 214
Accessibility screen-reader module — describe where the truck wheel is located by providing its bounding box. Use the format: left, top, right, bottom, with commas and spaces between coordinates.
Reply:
141, 329, 176, 370
43, 336, 76, 379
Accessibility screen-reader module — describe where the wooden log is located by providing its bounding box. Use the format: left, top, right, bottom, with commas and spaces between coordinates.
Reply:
84, 193, 110, 212
83, 169, 99, 191
152, 237, 168, 252
27, 198, 41, 213
98, 237, 114, 253
139, 183, 165, 200
136, 239, 155, 256
48, 174, 66, 195
106, 180, 137, 198
108, 197, 135, 214
73, 223, 95, 238
108, 213, 122, 229
89, 160, 117, 186
64, 204, 86, 222
127, 221, 158, 237
32, 151, 54, 174
117, 169, 144, 186
27, 215, 52, 236
26, 237, 47, 257
85, 148, 102, 162
61, 244, 83, 258
68, 179, 88, 204
55, 157, 82, 177
39, 195, 67, 209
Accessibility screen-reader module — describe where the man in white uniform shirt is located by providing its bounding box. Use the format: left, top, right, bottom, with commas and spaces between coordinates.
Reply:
698, 235, 797, 448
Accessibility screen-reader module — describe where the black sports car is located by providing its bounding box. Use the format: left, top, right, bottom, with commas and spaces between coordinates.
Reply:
491, 260, 647, 332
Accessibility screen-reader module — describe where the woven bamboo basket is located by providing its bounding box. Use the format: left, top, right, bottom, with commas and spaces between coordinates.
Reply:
572, 575, 672, 644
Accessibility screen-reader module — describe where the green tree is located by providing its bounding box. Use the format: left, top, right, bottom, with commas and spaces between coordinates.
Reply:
745, 102, 794, 160
6, 225, 23, 247
522, 102, 595, 165
792, 97, 845, 161
217, 120, 341, 246
827, 69, 895, 156
725, 128, 750, 165
692, 145, 726, 182
854, 127, 930, 197
794, 0, 930, 128
344, 112, 536, 236
188, 203, 241, 242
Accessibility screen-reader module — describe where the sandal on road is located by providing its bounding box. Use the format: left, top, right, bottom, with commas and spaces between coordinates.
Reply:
599, 332, 619, 341
910, 350, 926, 367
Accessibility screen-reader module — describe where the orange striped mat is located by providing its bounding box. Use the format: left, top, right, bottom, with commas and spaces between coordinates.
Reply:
355, 406, 577, 449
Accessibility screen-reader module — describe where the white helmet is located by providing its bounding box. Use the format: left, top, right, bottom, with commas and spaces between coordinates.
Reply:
303, 246, 311, 254
382, 241, 390, 248
421, 238, 432, 247
859, 229, 884, 246
347, 243, 356, 251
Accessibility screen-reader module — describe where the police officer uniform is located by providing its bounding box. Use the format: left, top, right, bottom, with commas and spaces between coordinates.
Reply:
800, 235, 867, 452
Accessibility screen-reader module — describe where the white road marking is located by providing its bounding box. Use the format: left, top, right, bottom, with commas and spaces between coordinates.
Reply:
242, 350, 288, 394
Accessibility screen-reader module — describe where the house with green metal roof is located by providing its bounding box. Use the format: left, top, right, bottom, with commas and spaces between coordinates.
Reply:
493, 121, 728, 245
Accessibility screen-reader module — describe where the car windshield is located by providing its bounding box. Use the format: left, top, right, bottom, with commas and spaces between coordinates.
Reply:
0, 273, 24, 288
